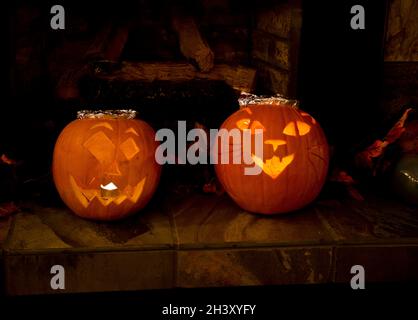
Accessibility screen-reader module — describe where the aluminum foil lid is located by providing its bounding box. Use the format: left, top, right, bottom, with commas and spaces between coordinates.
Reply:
77, 109, 137, 120
238, 92, 299, 109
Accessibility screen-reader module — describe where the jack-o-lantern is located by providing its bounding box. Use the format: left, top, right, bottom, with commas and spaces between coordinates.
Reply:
214, 100, 329, 214
52, 110, 161, 220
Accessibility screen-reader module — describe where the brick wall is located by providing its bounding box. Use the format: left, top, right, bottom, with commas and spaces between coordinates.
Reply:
11, 0, 303, 99
251, 0, 302, 97
385, 0, 418, 62
383, 0, 418, 120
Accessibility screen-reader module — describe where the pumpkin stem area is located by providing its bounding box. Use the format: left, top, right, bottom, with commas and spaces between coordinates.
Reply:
238, 93, 299, 109
77, 110, 137, 120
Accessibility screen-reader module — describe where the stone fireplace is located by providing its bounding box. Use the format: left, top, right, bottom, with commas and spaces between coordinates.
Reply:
11, 0, 302, 102
2, 0, 418, 297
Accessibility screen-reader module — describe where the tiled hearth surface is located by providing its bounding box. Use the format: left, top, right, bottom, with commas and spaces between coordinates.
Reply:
1, 192, 418, 295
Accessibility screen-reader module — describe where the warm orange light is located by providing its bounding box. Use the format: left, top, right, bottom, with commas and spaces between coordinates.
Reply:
283, 122, 297, 136
300, 112, 317, 124
296, 121, 311, 136
120, 138, 140, 160
69, 175, 147, 208
243, 107, 253, 115
214, 104, 330, 215
125, 127, 139, 136
252, 153, 295, 179
100, 182, 119, 197
91, 122, 114, 131
53, 111, 161, 221
83, 131, 115, 164
283, 121, 311, 136
264, 139, 287, 151
250, 120, 266, 134
236, 118, 251, 130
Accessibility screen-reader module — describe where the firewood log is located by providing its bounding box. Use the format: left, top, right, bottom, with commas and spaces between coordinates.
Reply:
171, 12, 214, 72
92, 61, 256, 92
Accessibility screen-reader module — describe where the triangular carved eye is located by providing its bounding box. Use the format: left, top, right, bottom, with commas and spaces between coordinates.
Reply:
296, 121, 311, 135
236, 118, 251, 130
283, 121, 311, 136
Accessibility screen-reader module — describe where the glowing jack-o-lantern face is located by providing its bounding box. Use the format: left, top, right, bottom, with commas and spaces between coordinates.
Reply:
214, 104, 329, 214
53, 110, 161, 221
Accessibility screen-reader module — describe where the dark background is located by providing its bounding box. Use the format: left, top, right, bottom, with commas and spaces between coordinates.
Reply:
299, 0, 388, 149
2, 283, 417, 317
2, 0, 389, 151
0, 0, 391, 202
2, 0, 418, 308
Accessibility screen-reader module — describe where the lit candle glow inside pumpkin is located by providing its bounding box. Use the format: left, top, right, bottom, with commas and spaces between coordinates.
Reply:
53, 110, 161, 221
214, 104, 329, 214
100, 182, 120, 198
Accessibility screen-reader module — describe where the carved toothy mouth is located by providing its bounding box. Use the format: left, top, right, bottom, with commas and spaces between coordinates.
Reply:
69, 175, 147, 208
251, 154, 295, 179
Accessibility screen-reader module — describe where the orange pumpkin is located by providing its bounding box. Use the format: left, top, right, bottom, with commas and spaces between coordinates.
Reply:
214, 102, 329, 214
52, 110, 161, 220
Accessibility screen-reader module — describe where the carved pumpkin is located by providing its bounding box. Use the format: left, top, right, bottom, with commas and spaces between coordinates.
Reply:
214, 102, 329, 214
52, 110, 161, 220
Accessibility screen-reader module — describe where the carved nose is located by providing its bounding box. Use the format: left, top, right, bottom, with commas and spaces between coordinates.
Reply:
264, 139, 287, 152
104, 161, 122, 176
